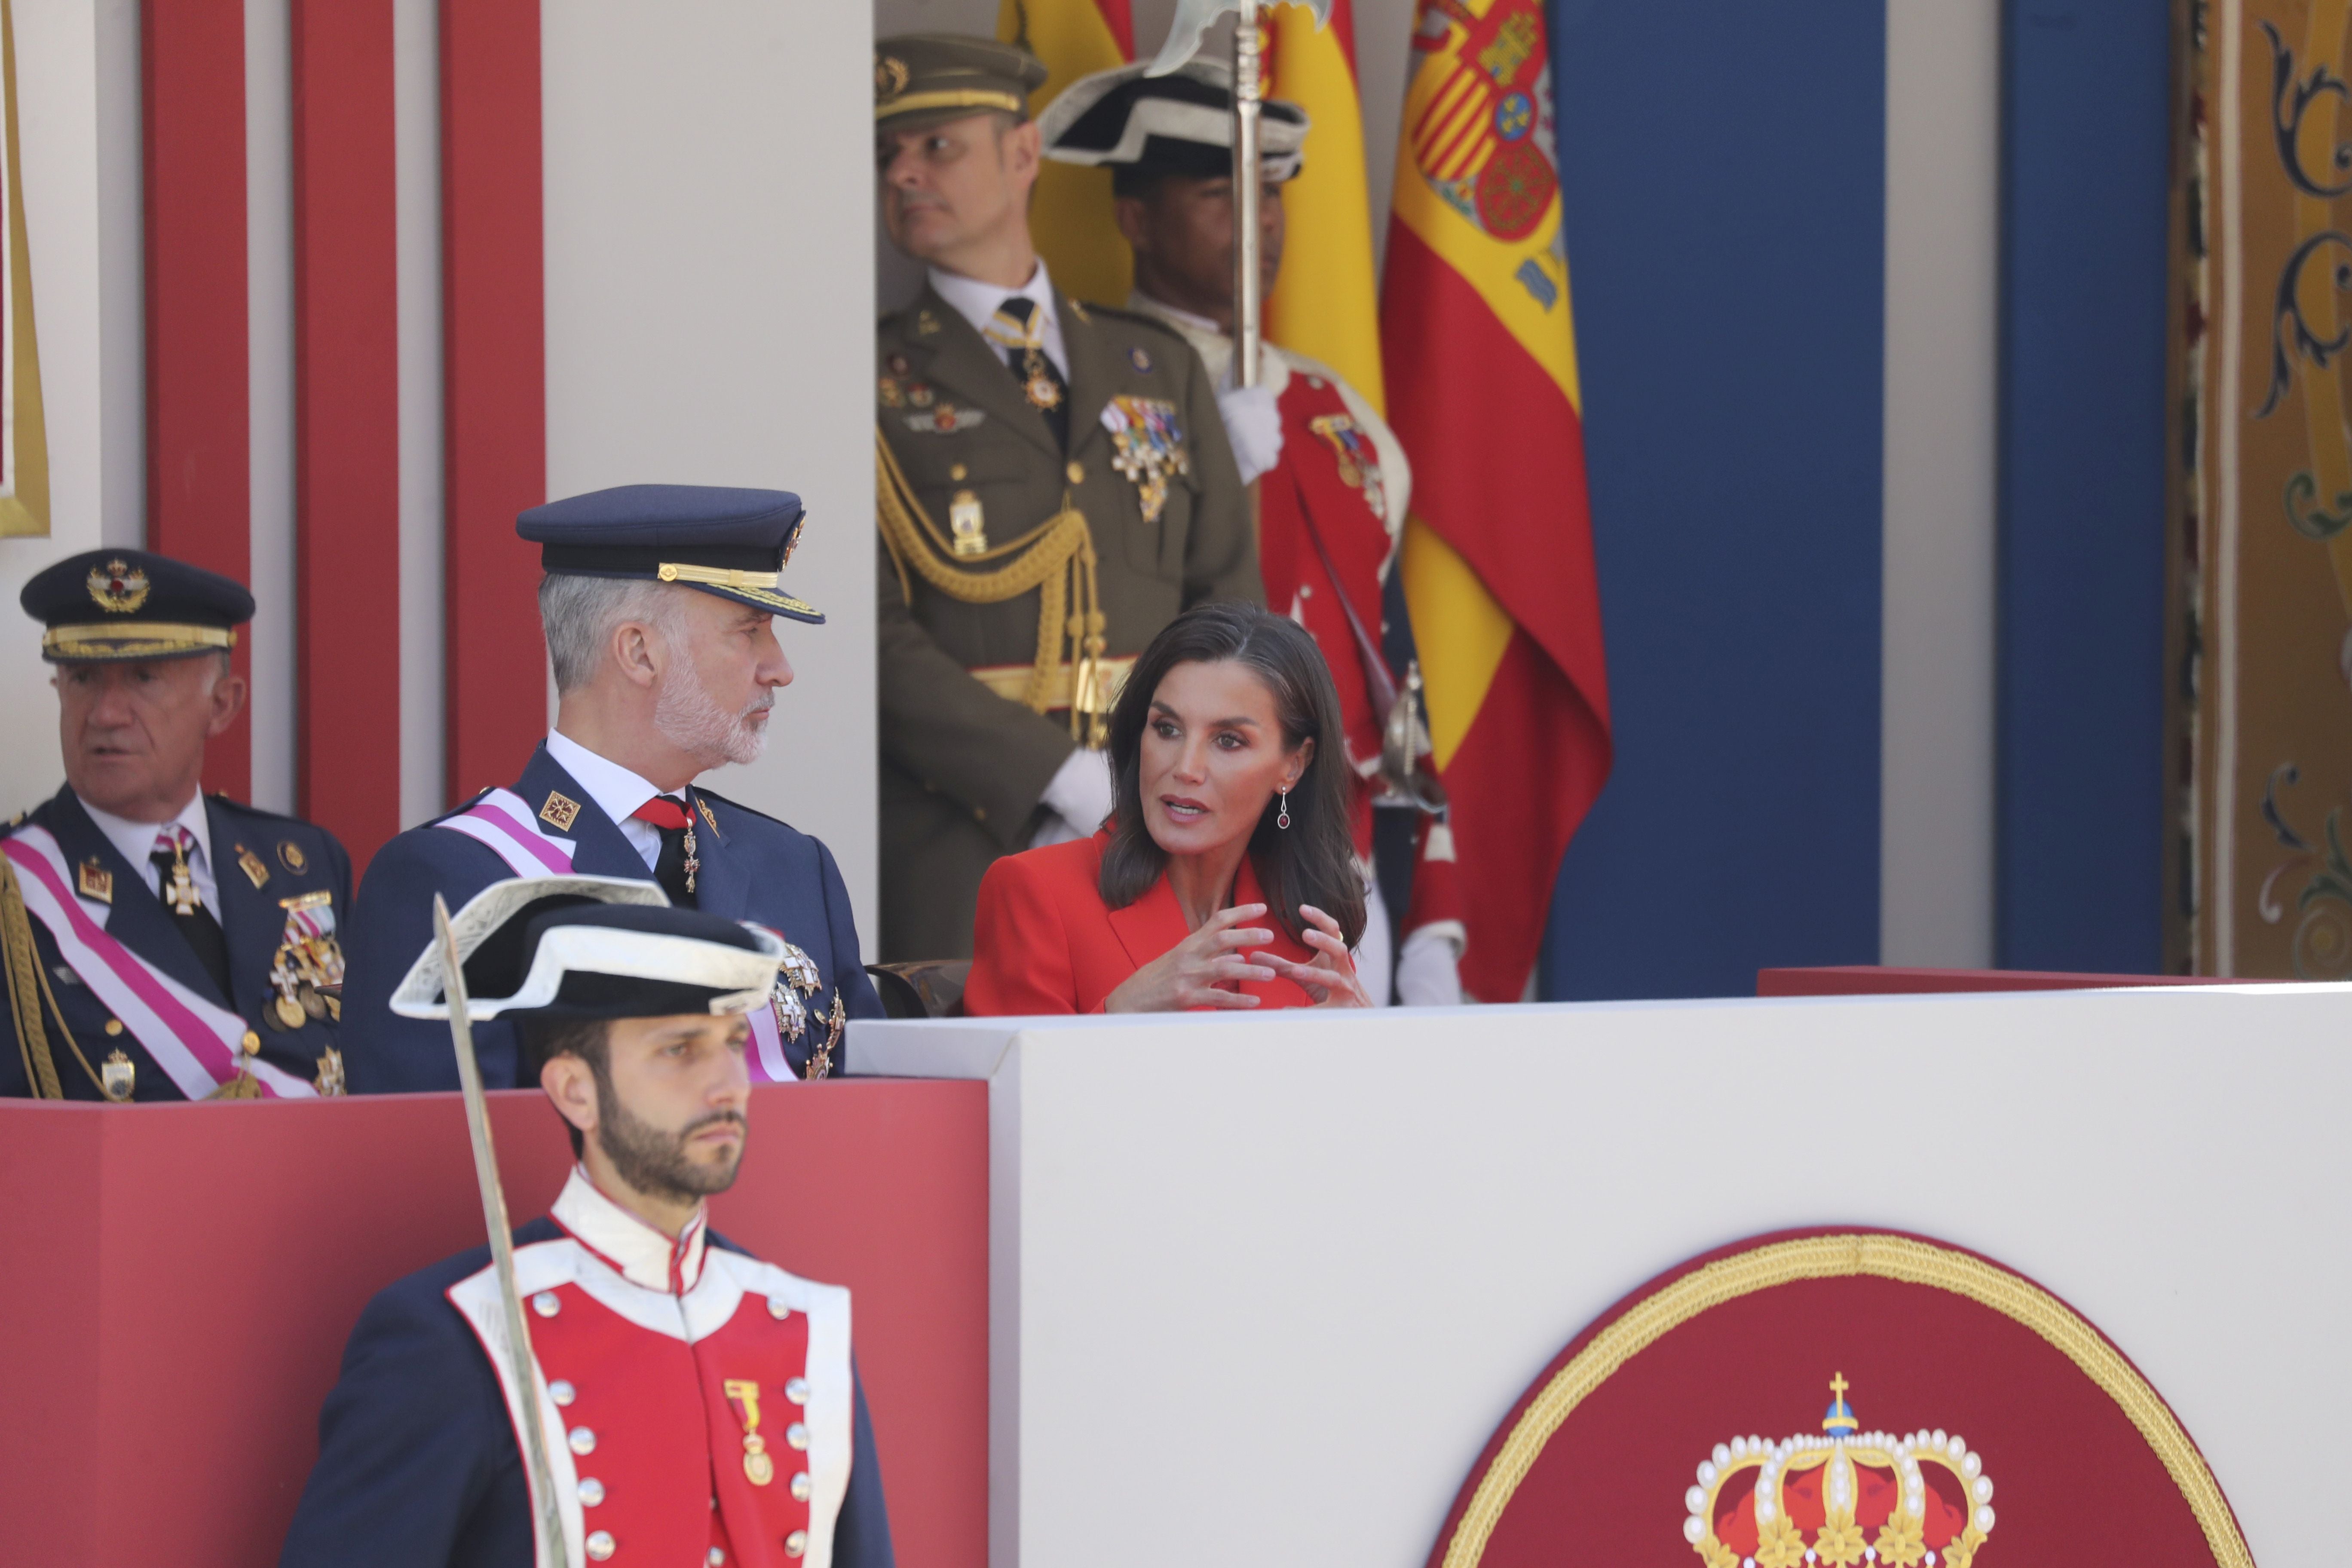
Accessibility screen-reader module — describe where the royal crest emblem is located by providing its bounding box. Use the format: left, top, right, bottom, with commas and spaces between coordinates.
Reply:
1684, 1376, 1996, 1568
1404, 0, 1565, 309
1101, 396, 1190, 524
1308, 412, 1387, 522
86, 559, 150, 614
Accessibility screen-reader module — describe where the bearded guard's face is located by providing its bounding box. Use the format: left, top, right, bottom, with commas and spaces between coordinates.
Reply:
591, 1011, 754, 1202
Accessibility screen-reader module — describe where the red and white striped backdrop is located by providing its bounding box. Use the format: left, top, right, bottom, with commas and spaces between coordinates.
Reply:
140, 0, 543, 874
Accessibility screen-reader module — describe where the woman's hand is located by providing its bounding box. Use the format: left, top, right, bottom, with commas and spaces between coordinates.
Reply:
1103, 903, 1281, 1013
1258, 904, 1373, 1008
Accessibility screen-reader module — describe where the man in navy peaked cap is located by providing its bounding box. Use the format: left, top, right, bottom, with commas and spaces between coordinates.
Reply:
2, 548, 353, 1101
337, 484, 883, 1094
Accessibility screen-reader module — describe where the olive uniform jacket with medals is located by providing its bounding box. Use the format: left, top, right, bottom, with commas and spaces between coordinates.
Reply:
876, 281, 1262, 962
0, 786, 353, 1100
337, 744, 881, 1094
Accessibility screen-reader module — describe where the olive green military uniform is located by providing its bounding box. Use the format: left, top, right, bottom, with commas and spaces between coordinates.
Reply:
876, 282, 1260, 960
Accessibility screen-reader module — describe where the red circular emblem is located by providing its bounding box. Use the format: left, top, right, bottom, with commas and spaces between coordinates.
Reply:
1474, 141, 1556, 242
1428, 1229, 2250, 1568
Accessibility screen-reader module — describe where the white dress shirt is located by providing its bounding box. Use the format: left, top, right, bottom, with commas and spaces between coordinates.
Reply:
544, 729, 686, 876
83, 792, 218, 913
930, 258, 1068, 379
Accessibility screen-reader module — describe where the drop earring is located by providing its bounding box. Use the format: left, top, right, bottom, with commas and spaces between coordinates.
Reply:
1276, 786, 1291, 830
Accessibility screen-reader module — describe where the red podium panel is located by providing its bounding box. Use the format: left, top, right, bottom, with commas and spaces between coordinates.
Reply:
1755, 965, 2242, 996
0, 1081, 987, 1567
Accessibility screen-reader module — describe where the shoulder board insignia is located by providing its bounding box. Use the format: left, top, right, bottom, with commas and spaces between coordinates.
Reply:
277, 840, 309, 874
539, 791, 582, 831
235, 843, 270, 890
908, 406, 986, 435
914, 309, 941, 337
77, 859, 113, 903
1066, 297, 1092, 324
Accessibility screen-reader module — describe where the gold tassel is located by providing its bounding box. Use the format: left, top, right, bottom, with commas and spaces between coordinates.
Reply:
0, 855, 63, 1098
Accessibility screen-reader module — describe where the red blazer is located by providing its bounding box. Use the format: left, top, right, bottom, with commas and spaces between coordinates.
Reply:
964, 831, 1324, 1015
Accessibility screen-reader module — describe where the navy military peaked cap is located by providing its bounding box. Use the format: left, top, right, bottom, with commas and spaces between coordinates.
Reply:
517, 483, 823, 624
19, 547, 257, 664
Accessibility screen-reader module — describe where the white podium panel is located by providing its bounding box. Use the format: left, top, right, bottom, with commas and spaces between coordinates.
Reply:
853, 988, 2352, 1568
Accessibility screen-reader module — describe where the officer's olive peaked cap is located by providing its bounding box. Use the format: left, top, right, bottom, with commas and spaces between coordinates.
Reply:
873, 34, 1050, 132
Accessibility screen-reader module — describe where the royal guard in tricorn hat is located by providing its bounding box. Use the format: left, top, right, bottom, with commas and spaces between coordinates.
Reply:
1, 548, 353, 1100
280, 878, 896, 1568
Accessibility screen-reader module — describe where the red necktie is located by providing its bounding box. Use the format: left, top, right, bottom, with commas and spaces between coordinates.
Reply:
631, 796, 692, 833
630, 796, 698, 906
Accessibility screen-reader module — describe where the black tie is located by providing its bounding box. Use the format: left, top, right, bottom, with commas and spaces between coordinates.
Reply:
631, 795, 699, 910
149, 834, 234, 1000
987, 297, 1071, 451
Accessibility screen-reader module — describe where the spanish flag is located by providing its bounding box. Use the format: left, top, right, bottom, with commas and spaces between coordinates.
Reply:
1262, 0, 1383, 411
1382, 0, 1610, 1001
1000, 0, 1134, 304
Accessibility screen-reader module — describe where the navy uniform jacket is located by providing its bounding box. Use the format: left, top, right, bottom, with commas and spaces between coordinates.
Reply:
340, 744, 881, 1093
0, 786, 352, 1099
279, 1218, 895, 1568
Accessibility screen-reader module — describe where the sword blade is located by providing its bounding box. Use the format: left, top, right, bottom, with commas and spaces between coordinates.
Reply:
435, 893, 570, 1568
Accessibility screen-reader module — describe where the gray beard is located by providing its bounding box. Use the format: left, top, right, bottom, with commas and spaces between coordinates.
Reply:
652, 664, 771, 768
591, 1066, 745, 1206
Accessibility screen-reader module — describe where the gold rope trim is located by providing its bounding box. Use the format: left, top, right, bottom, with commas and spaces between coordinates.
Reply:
1440, 1233, 2253, 1568
0, 854, 60, 1097
875, 427, 1112, 743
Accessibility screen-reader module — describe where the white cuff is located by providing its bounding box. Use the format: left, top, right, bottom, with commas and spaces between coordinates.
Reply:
1032, 746, 1116, 848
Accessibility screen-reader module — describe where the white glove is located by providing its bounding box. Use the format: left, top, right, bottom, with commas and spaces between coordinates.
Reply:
1215, 381, 1284, 486
1394, 923, 1465, 1007
1030, 746, 1117, 848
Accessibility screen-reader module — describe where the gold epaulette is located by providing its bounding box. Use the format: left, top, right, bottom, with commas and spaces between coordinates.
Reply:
875, 427, 1115, 745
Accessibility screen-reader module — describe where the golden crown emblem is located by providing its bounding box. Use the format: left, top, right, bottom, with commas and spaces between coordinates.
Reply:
1682, 1375, 1997, 1568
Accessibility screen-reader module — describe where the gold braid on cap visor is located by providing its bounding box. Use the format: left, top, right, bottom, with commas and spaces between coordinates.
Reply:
42, 624, 237, 658
875, 88, 1026, 120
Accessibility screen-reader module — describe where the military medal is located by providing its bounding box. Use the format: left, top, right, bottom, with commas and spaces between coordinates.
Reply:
313, 1046, 346, 1096
681, 818, 698, 894
162, 837, 201, 916
100, 1050, 135, 1101
722, 1379, 776, 1485
949, 490, 988, 556
266, 891, 345, 1031
1100, 396, 1191, 525
804, 990, 846, 1082
1022, 358, 1062, 411
1309, 411, 1388, 521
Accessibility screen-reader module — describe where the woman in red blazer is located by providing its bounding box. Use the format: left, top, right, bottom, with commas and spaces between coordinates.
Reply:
965, 604, 1374, 1015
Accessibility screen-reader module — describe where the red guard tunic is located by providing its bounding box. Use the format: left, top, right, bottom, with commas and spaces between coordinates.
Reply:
446, 1170, 855, 1568
1131, 295, 1466, 983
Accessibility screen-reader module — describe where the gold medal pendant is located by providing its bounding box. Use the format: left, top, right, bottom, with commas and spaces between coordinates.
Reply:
722, 1378, 775, 1485
274, 993, 306, 1029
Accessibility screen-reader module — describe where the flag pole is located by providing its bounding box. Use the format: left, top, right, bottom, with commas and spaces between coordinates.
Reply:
1231, 0, 1263, 389
435, 893, 570, 1568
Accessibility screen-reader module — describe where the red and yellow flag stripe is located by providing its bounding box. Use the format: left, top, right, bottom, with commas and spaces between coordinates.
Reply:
1383, 0, 1609, 1000
999, 0, 1134, 303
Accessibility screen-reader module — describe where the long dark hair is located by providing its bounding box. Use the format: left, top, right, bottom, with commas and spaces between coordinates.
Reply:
1099, 602, 1366, 947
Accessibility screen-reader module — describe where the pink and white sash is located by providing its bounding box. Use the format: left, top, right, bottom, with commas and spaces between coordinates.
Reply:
432, 790, 797, 1083
3, 827, 316, 1099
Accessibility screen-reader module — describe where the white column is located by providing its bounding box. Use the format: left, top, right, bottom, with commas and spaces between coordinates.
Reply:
1880, 0, 2000, 966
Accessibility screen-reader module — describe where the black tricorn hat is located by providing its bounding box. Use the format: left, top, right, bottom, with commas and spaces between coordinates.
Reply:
390, 875, 785, 1022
